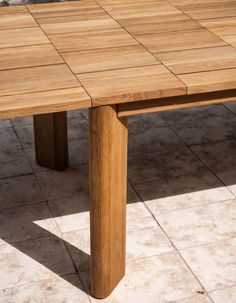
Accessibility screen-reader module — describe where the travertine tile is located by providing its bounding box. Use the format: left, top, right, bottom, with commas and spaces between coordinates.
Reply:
159, 105, 236, 145
224, 100, 236, 115
192, 139, 236, 175
172, 294, 212, 303
0, 174, 45, 209
0, 236, 75, 289
157, 200, 236, 249
180, 238, 236, 291
135, 168, 233, 214
0, 149, 32, 179
128, 118, 185, 154
0, 119, 11, 128
0, 127, 21, 151
128, 147, 204, 184
14, 124, 34, 148
68, 116, 88, 141
11, 116, 33, 126
217, 167, 236, 196
69, 139, 88, 166
36, 165, 88, 199
0, 274, 90, 303
210, 285, 236, 303
81, 252, 203, 303
49, 185, 144, 233
0, 202, 60, 245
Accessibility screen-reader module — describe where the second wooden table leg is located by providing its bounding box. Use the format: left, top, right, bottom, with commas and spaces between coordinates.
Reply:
89, 105, 128, 299
33, 112, 68, 171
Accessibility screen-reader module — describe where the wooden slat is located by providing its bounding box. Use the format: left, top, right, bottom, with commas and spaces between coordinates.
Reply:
102, 1, 181, 20
77, 65, 186, 105
201, 17, 236, 36
37, 12, 120, 35
97, 0, 161, 4
0, 5, 27, 15
178, 1, 236, 20
27, 0, 103, 19
0, 13, 37, 30
118, 89, 236, 117
179, 68, 236, 94
222, 35, 236, 48
136, 29, 227, 53
168, 0, 232, 6
119, 14, 202, 36
0, 87, 91, 119
156, 46, 236, 74
62, 45, 159, 74
0, 45, 63, 71
49, 28, 138, 53
0, 27, 50, 49
0, 64, 79, 97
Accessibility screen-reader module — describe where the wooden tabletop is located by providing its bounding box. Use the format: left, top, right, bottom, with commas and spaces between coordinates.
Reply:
1, 0, 236, 118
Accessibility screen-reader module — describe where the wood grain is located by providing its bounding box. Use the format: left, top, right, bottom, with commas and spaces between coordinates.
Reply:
0, 27, 49, 49
78, 65, 187, 105
49, 28, 138, 53
90, 105, 127, 298
62, 45, 159, 74
178, 2, 236, 20
201, 17, 236, 36
102, 1, 180, 20
0, 64, 79, 97
37, 12, 119, 35
179, 68, 236, 94
0, 5, 27, 15
0, 87, 91, 119
119, 14, 202, 36
137, 29, 227, 53
34, 112, 68, 170
0, 44, 63, 71
0, 12, 37, 30
27, 0, 103, 19
156, 46, 236, 74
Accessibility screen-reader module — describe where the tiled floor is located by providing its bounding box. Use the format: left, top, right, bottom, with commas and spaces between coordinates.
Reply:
0, 104, 236, 303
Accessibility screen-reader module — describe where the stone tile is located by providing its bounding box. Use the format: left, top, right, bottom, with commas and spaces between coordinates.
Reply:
14, 124, 34, 148
134, 168, 233, 214
63, 229, 90, 272
49, 191, 90, 233
0, 119, 11, 128
171, 294, 212, 303
68, 117, 88, 142
157, 200, 236, 249
0, 149, 32, 179
63, 216, 174, 272
0, 236, 75, 290
11, 116, 33, 126
159, 105, 236, 146
217, 167, 236, 196
0, 202, 60, 245
24, 147, 52, 173
81, 252, 203, 303
128, 123, 185, 155
0, 273, 90, 303
210, 285, 236, 303
126, 216, 174, 260
69, 139, 88, 166
192, 139, 236, 175
180, 238, 236, 292
0, 127, 21, 151
36, 165, 88, 200
49, 184, 142, 233
0, 174, 45, 209
128, 148, 204, 184
223, 101, 236, 115
68, 108, 88, 119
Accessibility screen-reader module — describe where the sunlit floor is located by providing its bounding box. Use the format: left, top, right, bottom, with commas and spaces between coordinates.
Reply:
0, 104, 235, 302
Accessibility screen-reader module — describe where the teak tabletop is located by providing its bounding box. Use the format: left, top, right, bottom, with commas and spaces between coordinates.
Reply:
1, 0, 236, 298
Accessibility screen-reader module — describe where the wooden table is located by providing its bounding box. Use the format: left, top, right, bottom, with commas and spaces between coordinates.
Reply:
1, 0, 236, 298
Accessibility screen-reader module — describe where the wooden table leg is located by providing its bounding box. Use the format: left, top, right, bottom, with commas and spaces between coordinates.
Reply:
89, 105, 128, 299
33, 112, 68, 171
